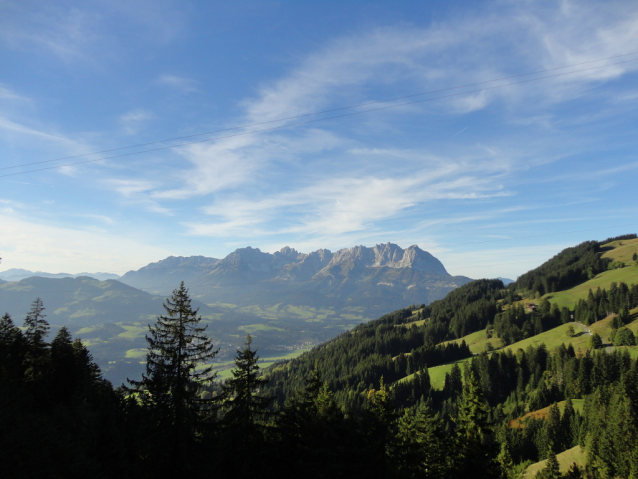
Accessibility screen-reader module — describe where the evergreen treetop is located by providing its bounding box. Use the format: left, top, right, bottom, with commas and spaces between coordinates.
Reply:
128, 282, 218, 426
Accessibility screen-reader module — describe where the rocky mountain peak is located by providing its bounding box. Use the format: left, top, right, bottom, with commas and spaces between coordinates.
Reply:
318, 243, 448, 276
274, 246, 305, 261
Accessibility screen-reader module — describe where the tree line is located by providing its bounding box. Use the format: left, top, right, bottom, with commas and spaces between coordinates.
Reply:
0, 287, 510, 478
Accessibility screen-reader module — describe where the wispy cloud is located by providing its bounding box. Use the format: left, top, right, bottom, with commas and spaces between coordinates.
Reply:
104, 179, 172, 215
119, 109, 154, 135
83, 1, 638, 262
147, 1, 638, 202
185, 152, 511, 240
156, 74, 199, 92
0, 84, 33, 105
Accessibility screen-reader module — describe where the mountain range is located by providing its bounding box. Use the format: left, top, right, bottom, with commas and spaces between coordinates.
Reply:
0, 243, 472, 385
119, 242, 471, 316
0, 268, 120, 282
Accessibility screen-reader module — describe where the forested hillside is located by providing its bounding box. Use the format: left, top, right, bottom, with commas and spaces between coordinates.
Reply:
2, 235, 638, 477
258, 234, 638, 477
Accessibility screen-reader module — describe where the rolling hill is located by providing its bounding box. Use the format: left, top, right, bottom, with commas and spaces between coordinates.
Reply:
0, 243, 471, 386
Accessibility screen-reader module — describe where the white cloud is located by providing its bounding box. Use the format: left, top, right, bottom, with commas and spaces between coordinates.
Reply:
103, 179, 172, 215
0, 1, 186, 64
119, 109, 154, 135
0, 116, 83, 148
0, 84, 32, 104
185, 149, 512, 240
0, 4, 102, 63
153, 128, 346, 200
144, 1, 638, 208
0, 213, 171, 274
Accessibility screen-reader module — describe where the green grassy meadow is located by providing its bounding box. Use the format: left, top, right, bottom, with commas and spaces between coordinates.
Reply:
544, 265, 638, 309
602, 237, 638, 263
443, 329, 502, 354
398, 357, 473, 391
524, 446, 587, 478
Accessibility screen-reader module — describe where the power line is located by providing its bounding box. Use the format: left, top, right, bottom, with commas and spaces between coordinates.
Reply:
3, 55, 638, 179
3, 51, 636, 172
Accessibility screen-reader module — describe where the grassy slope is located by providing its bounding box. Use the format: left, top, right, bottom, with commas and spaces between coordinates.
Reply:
397, 357, 473, 390
414, 315, 638, 391
509, 399, 585, 428
602, 237, 638, 263
397, 239, 638, 390
441, 329, 499, 354
546, 266, 638, 309
524, 446, 587, 478
544, 238, 638, 309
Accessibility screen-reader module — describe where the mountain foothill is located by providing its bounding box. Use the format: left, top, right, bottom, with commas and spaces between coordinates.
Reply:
3, 234, 638, 476
0, 243, 470, 385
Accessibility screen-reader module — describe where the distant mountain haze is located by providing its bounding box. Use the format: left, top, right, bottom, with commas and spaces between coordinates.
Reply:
119, 243, 468, 314
0, 268, 121, 282
0, 243, 474, 385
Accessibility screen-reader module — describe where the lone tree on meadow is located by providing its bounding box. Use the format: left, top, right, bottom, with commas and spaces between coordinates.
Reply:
128, 282, 218, 432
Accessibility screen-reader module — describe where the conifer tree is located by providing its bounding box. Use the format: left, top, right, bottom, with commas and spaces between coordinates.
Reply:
221, 335, 271, 429
23, 298, 50, 383
276, 364, 344, 474
220, 335, 274, 473
396, 403, 450, 478
454, 367, 499, 479
0, 313, 25, 383
128, 282, 218, 430
497, 442, 515, 479
539, 449, 561, 479
363, 376, 398, 478
23, 298, 48, 349
588, 333, 603, 350
50, 327, 77, 402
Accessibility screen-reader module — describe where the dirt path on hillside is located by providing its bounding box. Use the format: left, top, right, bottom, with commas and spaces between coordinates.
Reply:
574, 322, 616, 352
574, 322, 591, 336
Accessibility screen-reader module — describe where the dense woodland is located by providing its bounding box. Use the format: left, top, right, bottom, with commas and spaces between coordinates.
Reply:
2, 234, 638, 478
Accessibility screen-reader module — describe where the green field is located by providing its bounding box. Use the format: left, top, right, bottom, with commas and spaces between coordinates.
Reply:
212, 348, 310, 380
397, 357, 473, 390
544, 265, 638, 309
399, 319, 426, 328
125, 348, 147, 359
502, 322, 593, 355
602, 237, 638, 263
443, 329, 502, 354
524, 446, 587, 477
117, 323, 147, 339
238, 323, 285, 333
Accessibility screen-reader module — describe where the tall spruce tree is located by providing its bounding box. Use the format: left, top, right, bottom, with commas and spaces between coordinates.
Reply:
454, 367, 499, 479
128, 282, 218, 431
23, 298, 50, 383
0, 313, 25, 384
219, 335, 274, 473
221, 335, 272, 432
396, 403, 450, 478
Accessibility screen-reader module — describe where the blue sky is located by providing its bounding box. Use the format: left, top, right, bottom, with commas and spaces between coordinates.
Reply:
1, 0, 637, 280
